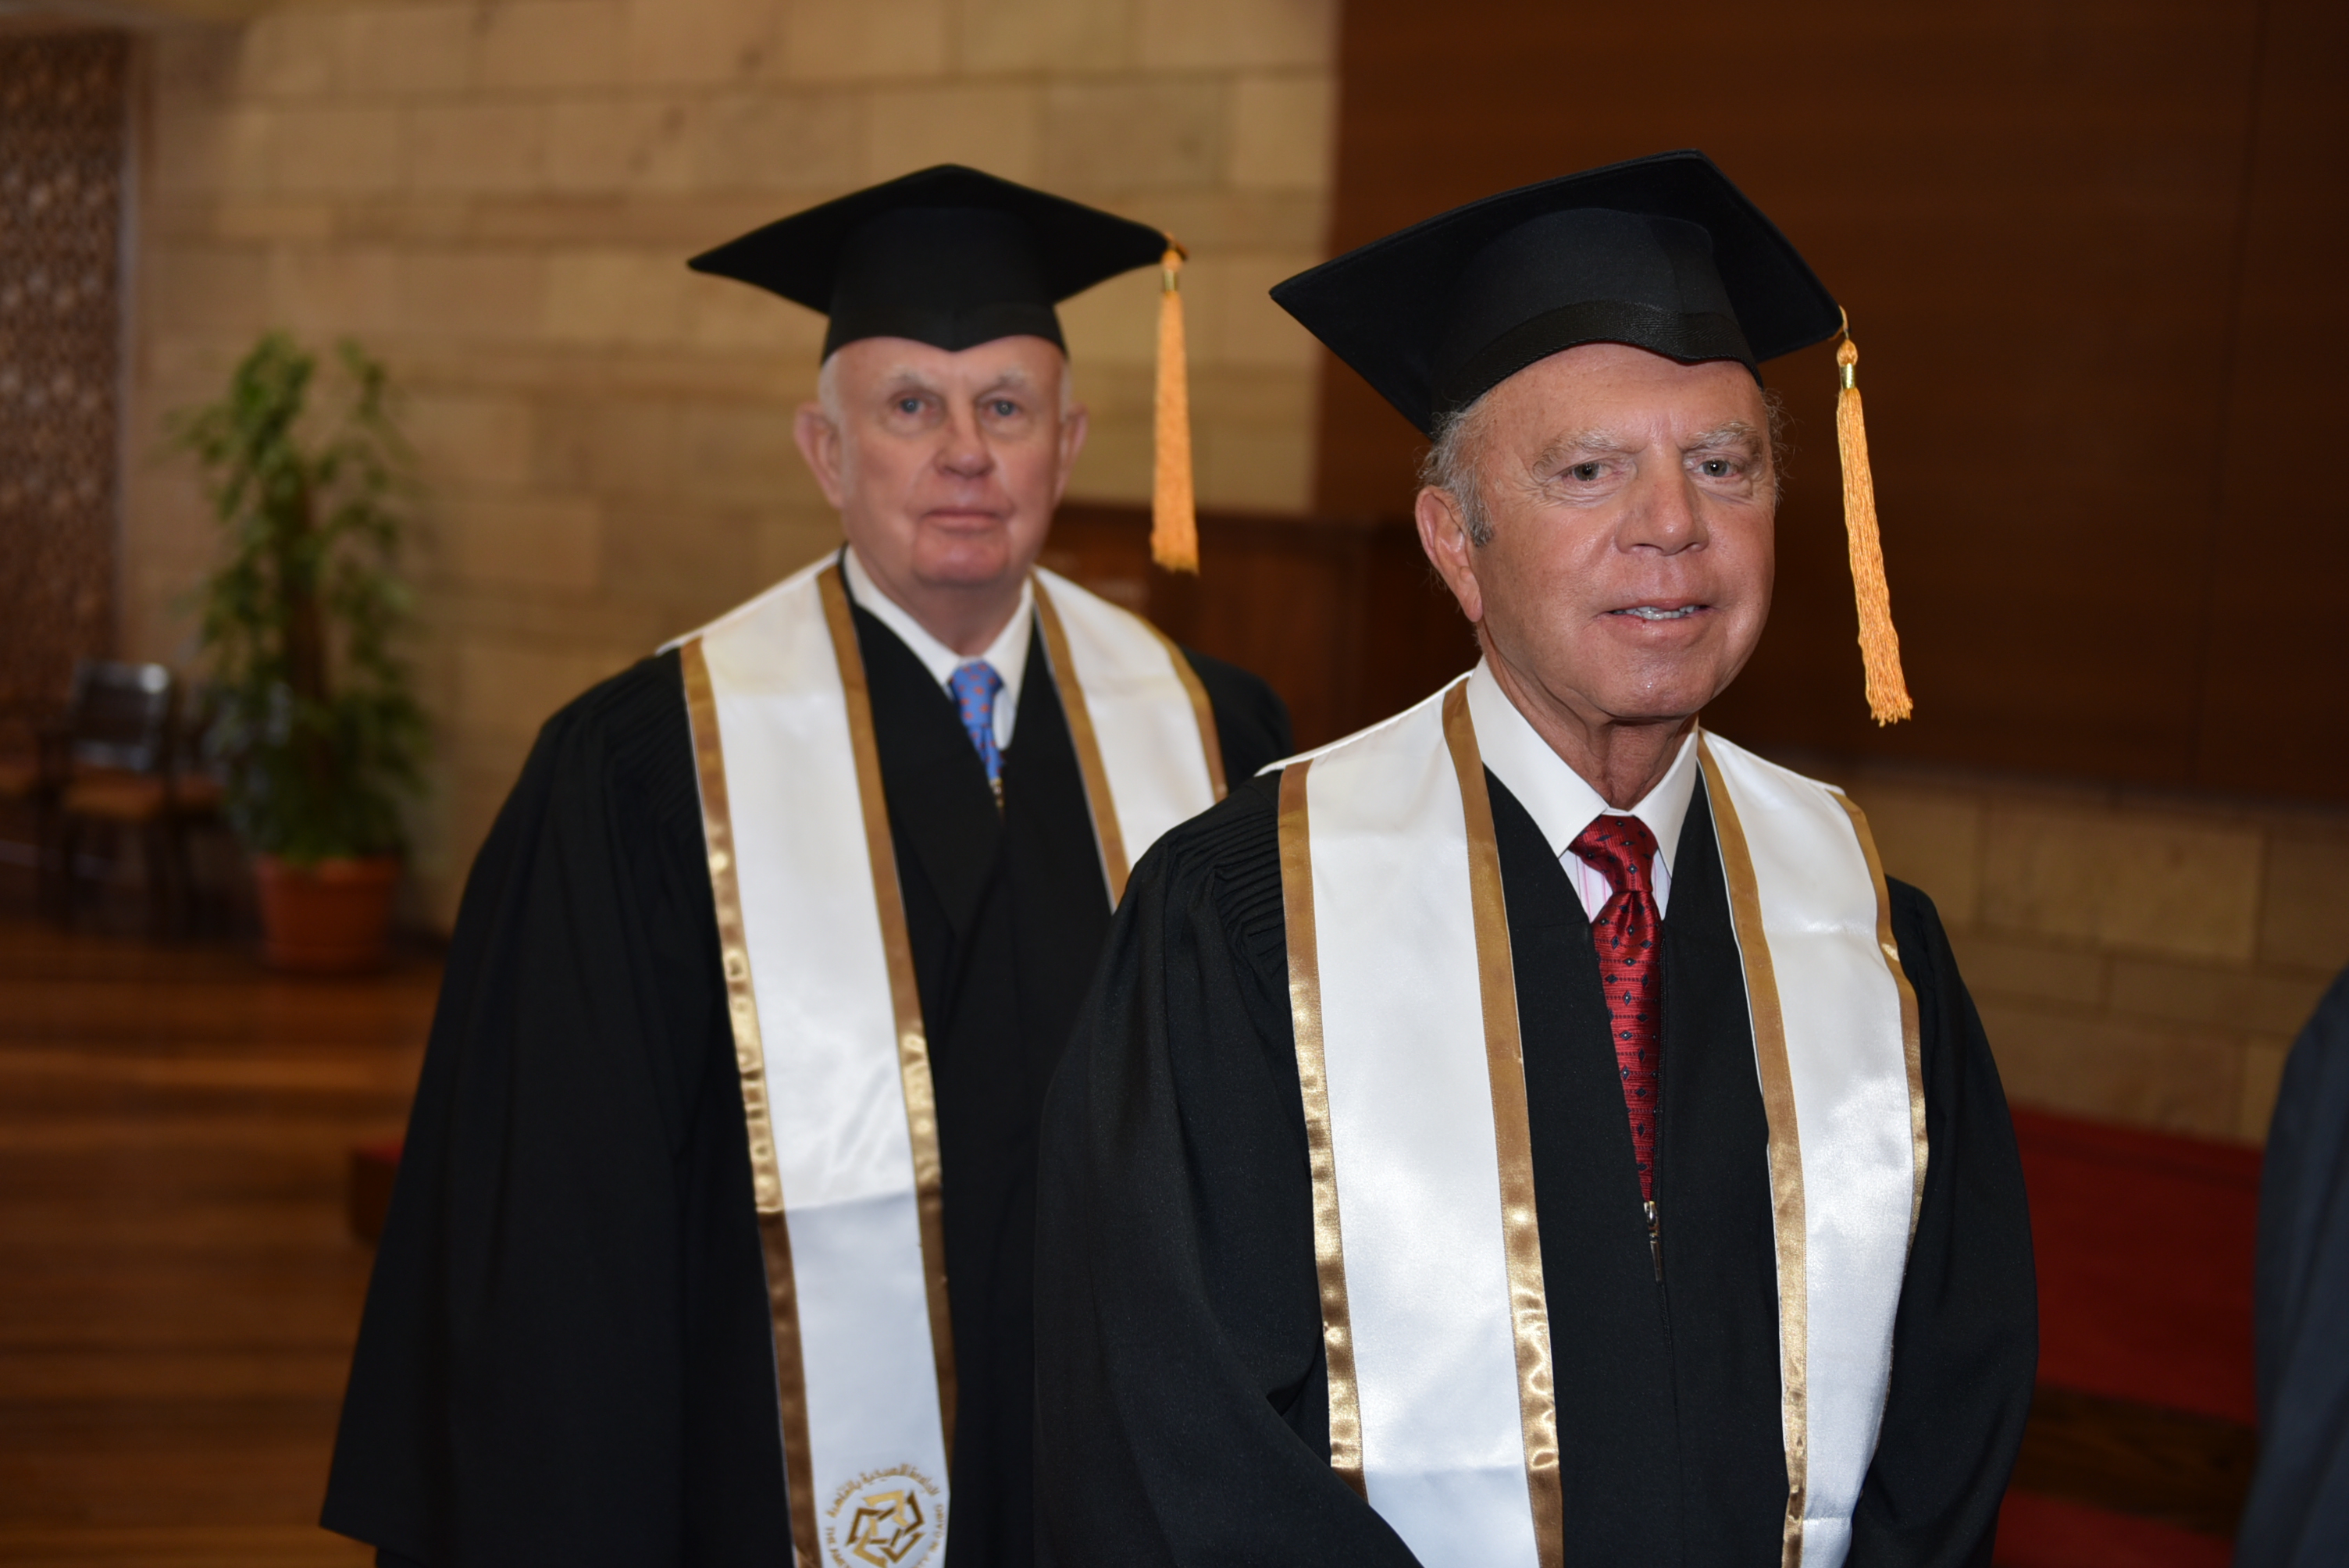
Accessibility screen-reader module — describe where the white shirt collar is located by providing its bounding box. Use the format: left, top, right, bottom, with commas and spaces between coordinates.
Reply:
841, 546, 1032, 743
1464, 661, 1702, 911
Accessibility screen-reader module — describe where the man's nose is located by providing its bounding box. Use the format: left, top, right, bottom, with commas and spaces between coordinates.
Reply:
937, 404, 994, 478
1620, 462, 1707, 554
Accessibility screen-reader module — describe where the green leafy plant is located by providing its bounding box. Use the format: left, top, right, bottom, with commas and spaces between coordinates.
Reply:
173, 333, 426, 865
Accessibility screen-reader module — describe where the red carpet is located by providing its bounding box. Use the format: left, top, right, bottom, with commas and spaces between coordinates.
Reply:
1996, 1493, 2236, 1568
2013, 1109, 2262, 1426
1997, 1109, 2263, 1566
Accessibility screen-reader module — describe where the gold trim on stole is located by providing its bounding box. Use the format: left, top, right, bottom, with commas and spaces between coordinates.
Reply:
1276, 759, 1367, 1499
1032, 579, 1133, 903
1441, 684, 1565, 1568
694, 564, 1211, 1550
1696, 734, 1809, 1568
817, 564, 961, 1467
1141, 618, 1228, 802
1833, 793, 1930, 1244
679, 636, 820, 1567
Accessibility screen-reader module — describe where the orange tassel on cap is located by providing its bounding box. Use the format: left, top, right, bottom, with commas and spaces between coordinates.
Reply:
1151, 241, 1199, 574
1834, 312, 1912, 725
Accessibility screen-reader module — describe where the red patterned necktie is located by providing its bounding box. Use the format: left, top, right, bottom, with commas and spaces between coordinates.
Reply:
1569, 814, 1663, 1247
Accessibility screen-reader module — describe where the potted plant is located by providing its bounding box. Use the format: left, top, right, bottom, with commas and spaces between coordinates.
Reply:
173, 333, 426, 972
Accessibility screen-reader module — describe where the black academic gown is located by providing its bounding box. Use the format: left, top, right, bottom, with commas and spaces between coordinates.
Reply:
321, 605, 1290, 1568
1033, 768, 2038, 1567
2238, 966, 2349, 1567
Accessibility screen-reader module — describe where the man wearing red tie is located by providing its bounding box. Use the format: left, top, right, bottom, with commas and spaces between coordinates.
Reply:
1034, 151, 2036, 1568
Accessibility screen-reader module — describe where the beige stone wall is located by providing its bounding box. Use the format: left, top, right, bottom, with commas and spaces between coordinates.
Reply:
1838, 760, 2349, 1146
121, 0, 1336, 923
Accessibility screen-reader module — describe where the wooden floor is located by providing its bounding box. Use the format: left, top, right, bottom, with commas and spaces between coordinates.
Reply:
0, 909, 436, 1568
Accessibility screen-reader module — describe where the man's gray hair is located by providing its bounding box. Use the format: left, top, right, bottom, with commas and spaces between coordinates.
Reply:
1417, 394, 1506, 547
1417, 383, 1789, 548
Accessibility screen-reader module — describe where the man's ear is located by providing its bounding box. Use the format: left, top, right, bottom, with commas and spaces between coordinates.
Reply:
1415, 486, 1485, 625
1050, 403, 1089, 508
793, 403, 847, 509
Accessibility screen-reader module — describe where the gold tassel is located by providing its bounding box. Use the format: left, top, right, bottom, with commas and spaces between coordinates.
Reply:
1151, 241, 1199, 574
1834, 315, 1912, 725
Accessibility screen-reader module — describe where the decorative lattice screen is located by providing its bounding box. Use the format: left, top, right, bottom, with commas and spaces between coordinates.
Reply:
0, 31, 127, 714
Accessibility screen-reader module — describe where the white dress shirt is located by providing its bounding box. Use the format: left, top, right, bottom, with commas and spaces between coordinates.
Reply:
1463, 661, 1702, 922
843, 546, 1034, 750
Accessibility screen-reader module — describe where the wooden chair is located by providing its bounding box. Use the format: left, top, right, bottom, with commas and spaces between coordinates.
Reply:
52, 661, 219, 936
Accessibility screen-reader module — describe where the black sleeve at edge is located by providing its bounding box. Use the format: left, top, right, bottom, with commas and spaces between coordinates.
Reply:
321, 654, 787, 1567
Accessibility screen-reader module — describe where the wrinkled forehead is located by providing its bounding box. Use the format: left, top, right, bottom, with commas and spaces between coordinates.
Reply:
1472, 340, 1770, 447
825, 332, 1069, 394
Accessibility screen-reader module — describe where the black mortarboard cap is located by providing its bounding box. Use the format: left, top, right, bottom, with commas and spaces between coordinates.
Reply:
687, 165, 1170, 360
1270, 149, 1843, 437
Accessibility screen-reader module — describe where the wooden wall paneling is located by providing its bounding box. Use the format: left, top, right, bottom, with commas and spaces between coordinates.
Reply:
2190, 0, 2349, 796
1315, 0, 2349, 796
1045, 504, 1372, 749
0, 32, 128, 715
1153, 519, 1372, 750
1045, 504, 1474, 750
1353, 515, 1477, 732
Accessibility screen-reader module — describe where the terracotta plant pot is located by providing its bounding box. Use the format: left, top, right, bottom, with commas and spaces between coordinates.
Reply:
253, 853, 401, 974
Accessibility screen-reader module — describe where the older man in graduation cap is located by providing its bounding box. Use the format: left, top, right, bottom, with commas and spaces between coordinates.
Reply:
1034, 151, 2036, 1567
323, 167, 1289, 1568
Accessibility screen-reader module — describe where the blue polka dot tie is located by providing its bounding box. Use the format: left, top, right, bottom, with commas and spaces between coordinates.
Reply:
1569, 814, 1663, 1212
947, 660, 1004, 800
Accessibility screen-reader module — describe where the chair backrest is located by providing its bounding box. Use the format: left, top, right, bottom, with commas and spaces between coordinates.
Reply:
66, 660, 174, 775
170, 681, 225, 781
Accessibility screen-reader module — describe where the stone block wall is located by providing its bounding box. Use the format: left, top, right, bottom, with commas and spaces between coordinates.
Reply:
1836, 758, 2349, 1145
123, 0, 1337, 924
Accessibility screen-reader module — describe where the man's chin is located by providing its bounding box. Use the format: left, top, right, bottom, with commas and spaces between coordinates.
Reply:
1574, 659, 1740, 729
1608, 679, 1735, 729
908, 547, 1023, 592
1589, 626, 1757, 718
